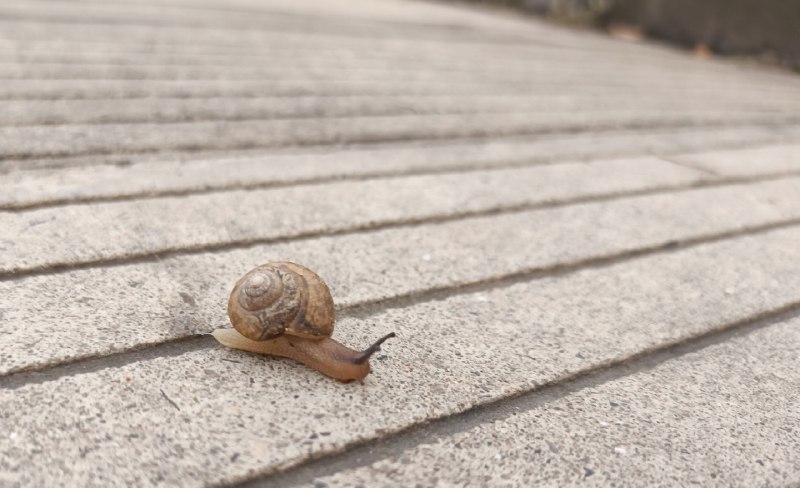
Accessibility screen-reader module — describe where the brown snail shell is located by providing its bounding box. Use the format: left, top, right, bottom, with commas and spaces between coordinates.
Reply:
213, 262, 395, 381
227, 262, 335, 341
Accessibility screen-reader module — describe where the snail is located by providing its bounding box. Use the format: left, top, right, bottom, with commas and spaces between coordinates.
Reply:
212, 262, 395, 381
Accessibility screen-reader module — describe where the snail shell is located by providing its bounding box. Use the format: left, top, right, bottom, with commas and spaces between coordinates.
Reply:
228, 262, 334, 341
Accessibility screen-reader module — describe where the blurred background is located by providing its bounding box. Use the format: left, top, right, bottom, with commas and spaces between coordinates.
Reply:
462, 0, 800, 70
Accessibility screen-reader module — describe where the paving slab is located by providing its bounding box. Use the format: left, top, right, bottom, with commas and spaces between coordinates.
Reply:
2, 78, 780, 103
1, 46, 780, 77
5, 57, 797, 88
4, 66, 799, 107
1, 71, 796, 103
0, 155, 704, 274
4, 126, 798, 208
6, 123, 800, 175
0, 23, 658, 62
2, 226, 800, 487
5, 61, 597, 82
6, 110, 800, 160
0, 19, 629, 58
0, 2, 505, 41
5, 94, 797, 127
2, 78, 538, 104
1, 176, 799, 378
320, 314, 800, 488
0, 41, 662, 71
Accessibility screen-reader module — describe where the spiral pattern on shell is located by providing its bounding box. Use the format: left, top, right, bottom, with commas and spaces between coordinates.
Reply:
227, 262, 335, 342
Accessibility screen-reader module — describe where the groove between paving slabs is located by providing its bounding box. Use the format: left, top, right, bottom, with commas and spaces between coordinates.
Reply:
0, 46, 678, 75
0, 19, 570, 51
0, 10, 606, 47
0, 21, 627, 55
0, 51, 769, 75
8, 67, 704, 84
4, 98, 794, 128
0, 35, 774, 66
5, 114, 800, 162
0, 53, 763, 76
0, 6, 503, 39
0, 66, 792, 92
245, 303, 800, 488
0, 81, 504, 101
0, 48, 769, 85
0, 41, 714, 74
5, 131, 800, 212
3, 212, 800, 386
4, 169, 800, 281
0, 49, 701, 71
2, 80, 794, 102
6, 122, 800, 176
0, 78, 794, 105
4, 63, 793, 90
6, 107, 789, 130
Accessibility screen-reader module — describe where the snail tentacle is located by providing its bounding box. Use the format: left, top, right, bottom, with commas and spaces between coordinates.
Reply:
352, 332, 397, 365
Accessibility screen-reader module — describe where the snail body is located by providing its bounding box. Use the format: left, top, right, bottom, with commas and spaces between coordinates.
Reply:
212, 262, 394, 381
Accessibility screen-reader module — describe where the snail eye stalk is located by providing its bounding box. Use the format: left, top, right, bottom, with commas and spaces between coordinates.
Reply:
353, 332, 397, 364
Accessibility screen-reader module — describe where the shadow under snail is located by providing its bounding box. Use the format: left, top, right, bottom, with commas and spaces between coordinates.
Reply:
212, 262, 395, 381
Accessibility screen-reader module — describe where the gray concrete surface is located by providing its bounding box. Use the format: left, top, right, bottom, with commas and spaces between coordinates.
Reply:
5, 127, 800, 208
320, 314, 800, 487
3, 124, 800, 178
2, 0, 800, 486
7, 110, 800, 160
0, 155, 705, 274
7, 93, 798, 126
3, 226, 800, 486
2, 176, 800, 375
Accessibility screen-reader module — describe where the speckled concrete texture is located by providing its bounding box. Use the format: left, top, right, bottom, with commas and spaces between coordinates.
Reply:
4, 128, 800, 209
0, 156, 703, 273
3, 0, 800, 485
2, 177, 800, 375
7, 111, 800, 160
9, 94, 799, 126
321, 316, 800, 488
2, 226, 800, 486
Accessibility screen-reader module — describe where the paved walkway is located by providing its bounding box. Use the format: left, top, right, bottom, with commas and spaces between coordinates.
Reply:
2, 0, 800, 486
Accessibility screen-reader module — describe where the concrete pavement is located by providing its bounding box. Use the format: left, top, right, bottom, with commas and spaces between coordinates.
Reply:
1, 0, 800, 486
